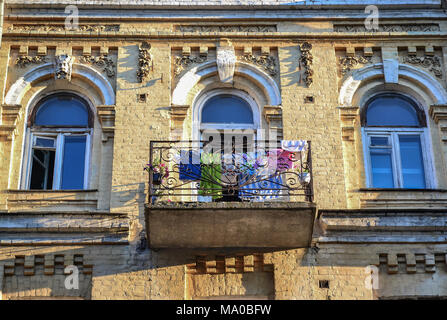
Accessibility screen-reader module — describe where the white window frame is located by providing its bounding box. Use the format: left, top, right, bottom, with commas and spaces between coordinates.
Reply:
362, 127, 435, 189
24, 128, 92, 190
192, 88, 263, 141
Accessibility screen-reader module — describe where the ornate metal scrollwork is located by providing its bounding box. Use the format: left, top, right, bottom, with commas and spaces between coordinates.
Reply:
147, 140, 313, 203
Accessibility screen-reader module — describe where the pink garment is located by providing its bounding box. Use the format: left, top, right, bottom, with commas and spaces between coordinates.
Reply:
267, 149, 294, 172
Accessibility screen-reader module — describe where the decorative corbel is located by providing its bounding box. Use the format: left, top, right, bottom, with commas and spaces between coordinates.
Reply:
0, 104, 21, 141
429, 104, 447, 142
338, 106, 359, 141
263, 105, 282, 124
170, 105, 189, 128
263, 105, 283, 138
216, 46, 236, 83
97, 105, 116, 142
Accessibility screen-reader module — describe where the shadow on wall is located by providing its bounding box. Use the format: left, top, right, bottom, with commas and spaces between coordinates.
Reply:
280, 45, 302, 87
116, 45, 161, 90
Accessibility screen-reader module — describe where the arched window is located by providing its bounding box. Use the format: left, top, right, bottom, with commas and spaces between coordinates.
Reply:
199, 93, 258, 151
201, 94, 254, 125
25, 94, 92, 190
362, 93, 431, 189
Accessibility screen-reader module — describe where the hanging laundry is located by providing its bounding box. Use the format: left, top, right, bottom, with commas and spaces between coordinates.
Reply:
178, 150, 201, 181
199, 152, 222, 200
239, 173, 285, 201
281, 140, 308, 152
267, 149, 294, 172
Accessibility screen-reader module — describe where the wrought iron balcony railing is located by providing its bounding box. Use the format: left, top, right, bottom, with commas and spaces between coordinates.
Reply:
147, 140, 314, 203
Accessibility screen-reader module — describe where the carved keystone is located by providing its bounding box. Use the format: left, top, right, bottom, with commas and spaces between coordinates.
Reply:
217, 46, 236, 83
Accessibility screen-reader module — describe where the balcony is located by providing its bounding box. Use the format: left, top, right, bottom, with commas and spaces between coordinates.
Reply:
144, 139, 316, 249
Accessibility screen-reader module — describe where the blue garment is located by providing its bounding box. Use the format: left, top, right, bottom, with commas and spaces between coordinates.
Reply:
179, 150, 201, 181
238, 151, 285, 201
239, 173, 284, 201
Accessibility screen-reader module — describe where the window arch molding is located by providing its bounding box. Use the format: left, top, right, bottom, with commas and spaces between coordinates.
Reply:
5, 62, 115, 106
339, 62, 447, 108
192, 88, 263, 141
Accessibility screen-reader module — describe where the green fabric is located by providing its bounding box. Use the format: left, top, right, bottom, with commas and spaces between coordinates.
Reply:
199, 152, 222, 199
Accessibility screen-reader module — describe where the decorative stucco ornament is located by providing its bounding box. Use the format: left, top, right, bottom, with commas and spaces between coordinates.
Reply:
216, 46, 236, 83
54, 54, 75, 81
137, 41, 153, 83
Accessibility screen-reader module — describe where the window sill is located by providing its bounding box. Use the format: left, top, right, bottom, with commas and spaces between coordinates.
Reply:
5, 189, 99, 212
356, 188, 447, 209
357, 188, 447, 192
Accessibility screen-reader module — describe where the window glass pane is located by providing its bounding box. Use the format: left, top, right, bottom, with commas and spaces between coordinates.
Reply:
202, 95, 254, 124
61, 136, 86, 189
399, 135, 426, 189
366, 96, 420, 126
30, 149, 55, 189
370, 149, 394, 188
35, 96, 89, 126
370, 136, 389, 146
34, 137, 56, 148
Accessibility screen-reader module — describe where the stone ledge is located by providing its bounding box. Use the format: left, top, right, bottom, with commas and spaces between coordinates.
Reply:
146, 202, 316, 249
316, 209, 447, 244
5, 189, 99, 212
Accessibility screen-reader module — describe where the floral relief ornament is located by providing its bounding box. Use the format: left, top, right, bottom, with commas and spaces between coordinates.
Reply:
174, 54, 207, 77
339, 55, 371, 75
137, 42, 153, 83
299, 42, 313, 87
15, 55, 47, 68
402, 54, 442, 78
240, 53, 278, 77
80, 55, 116, 78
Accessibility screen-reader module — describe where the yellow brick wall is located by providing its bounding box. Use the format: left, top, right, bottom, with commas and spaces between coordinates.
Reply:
1, 16, 447, 300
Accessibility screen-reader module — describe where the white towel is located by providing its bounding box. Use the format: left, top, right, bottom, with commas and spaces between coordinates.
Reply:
281, 140, 308, 152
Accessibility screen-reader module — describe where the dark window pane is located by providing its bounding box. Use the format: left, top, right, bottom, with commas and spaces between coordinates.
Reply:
399, 135, 426, 189
202, 95, 254, 124
61, 136, 86, 189
366, 96, 420, 126
35, 137, 56, 148
30, 149, 55, 190
370, 137, 389, 146
35, 96, 89, 126
371, 149, 394, 188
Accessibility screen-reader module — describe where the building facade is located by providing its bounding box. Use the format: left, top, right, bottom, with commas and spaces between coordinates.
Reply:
0, 0, 447, 300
